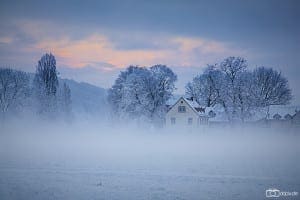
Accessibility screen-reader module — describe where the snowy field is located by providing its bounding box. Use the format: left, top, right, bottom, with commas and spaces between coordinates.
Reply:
0, 122, 299, 200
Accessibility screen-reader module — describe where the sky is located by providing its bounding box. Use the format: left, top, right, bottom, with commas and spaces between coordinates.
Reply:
0, 0, 299, 103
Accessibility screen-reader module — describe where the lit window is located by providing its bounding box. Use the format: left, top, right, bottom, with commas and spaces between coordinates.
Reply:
171, 117, 176, 124
178, 106, 186, 113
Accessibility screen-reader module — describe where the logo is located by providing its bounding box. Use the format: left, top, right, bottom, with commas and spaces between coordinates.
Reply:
266, 189, 280, 198
266, 188, 298, 198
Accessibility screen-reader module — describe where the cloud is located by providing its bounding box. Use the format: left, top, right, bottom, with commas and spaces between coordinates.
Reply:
0, 19, 248, 69
32, 34, 168, 68
0, 19, 248, 93
168, 37, 246, 66
0, 36, 13, 44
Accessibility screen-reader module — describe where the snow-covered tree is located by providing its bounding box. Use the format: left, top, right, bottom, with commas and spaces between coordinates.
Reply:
146, 65, 177, 125
0, 68, 30, 119
186, 64, 220, 107
120, 66, 150, 119
108, 66, 143, 118
235, 71, 256, 121
185, 57, 292, 122
253, 67, 292, 107
108, 65, 177, 126
219, 57, 247, 121
252, 66, 292, 118
33, 53, 59, 117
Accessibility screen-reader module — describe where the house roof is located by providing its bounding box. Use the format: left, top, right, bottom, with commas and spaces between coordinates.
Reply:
292, 111, 300, 118
205, 104, 229, 122
206, 104, 300, 122
185, 98, 201, 109
167, 96, 300, 122
267, 105, 300, 119
167, 96, 208, 117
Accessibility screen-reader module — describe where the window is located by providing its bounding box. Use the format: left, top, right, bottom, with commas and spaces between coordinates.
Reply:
178, 106, 186, 113
199, 117, 208, 124
188, 117, 193, 125
171, 117, 176, 124
208, 110, 216, 118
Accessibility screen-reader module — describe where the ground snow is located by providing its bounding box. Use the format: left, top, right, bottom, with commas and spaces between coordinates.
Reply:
0, 124, 299, 200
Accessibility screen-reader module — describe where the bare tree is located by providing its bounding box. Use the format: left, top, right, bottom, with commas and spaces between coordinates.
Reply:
185, 57, 292, 122
186, 65, 219, 107
253, 67, 292, 118
253, 67, 292, 107
219, 57, 247, 121
235, 71, 256, 121
186, 57, 248, 122
0, 68, 29, 118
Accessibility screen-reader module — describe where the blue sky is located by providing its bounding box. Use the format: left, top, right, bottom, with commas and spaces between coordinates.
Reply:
0, 0, 299, 103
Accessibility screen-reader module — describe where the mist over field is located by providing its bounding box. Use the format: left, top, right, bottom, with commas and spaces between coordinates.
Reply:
0, 119, 299, 200
1, 0, 300, 199
1, 50, 299, 200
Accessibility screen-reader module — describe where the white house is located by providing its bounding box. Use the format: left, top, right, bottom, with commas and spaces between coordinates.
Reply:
292, 110, 300, 126
165, 97, 209, 128
206, 104, 300, 124
263, 106, 300, 128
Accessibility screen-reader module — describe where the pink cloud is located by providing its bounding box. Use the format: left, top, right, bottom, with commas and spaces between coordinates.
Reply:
13, 20, 248, 69
31, 34, 171, 68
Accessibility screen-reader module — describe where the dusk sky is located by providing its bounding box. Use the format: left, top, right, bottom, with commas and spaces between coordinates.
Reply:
0, 0, 299, 103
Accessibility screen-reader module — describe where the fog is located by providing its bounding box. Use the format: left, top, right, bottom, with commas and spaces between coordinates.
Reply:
0, 119, 299, 199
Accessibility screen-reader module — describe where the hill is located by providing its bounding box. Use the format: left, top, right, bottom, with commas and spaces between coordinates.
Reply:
60, 79, 108, 119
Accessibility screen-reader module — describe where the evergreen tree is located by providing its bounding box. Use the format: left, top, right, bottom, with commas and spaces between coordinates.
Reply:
33, 53, 59, 117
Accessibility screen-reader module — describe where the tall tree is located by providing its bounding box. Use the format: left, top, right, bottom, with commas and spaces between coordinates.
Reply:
33, 53, 59, 117
120, 66, 150, 119
219, 57, 247, 121
147, 65, 177, 124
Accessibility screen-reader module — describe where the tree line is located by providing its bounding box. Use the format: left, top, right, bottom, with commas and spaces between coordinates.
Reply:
186, 57, 291, 122
109, 57, 292, 124
0, 53, 72, 121
1, 54, 292, 124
